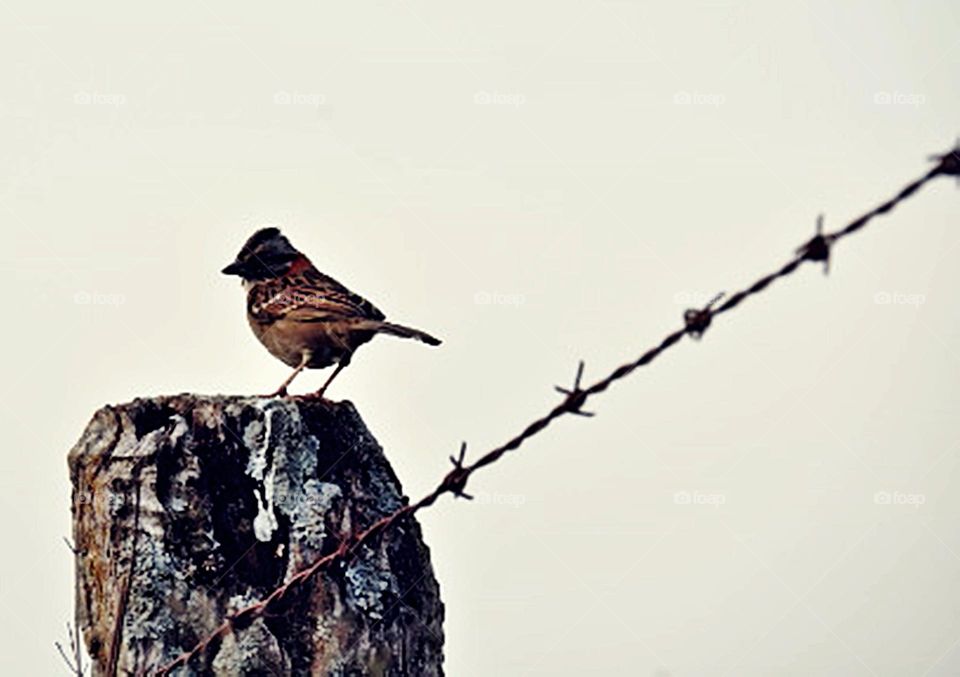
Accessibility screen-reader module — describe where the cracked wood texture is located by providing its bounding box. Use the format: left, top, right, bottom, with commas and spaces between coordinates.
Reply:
68, 395, 444, 676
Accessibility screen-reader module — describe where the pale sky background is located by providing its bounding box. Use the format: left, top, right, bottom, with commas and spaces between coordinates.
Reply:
1, 2, 959, 675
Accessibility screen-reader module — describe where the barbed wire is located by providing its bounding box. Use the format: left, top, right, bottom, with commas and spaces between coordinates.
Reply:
154, 143, 959, 675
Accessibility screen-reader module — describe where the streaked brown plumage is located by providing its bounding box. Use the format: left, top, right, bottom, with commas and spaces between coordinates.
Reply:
222, 227, 440, 397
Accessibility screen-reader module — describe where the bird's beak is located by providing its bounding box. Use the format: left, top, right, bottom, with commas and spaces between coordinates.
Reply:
221, 261, 245, 276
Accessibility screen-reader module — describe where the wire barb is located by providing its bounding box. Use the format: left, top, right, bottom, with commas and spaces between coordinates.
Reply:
554, 360, 594, 416
929, 138, 960, 182
797, 214, 832, 274
684, 292, 725, 339
444, 442, 473, 500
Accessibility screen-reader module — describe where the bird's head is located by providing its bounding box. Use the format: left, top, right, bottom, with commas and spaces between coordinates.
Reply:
222, 227, 303, 280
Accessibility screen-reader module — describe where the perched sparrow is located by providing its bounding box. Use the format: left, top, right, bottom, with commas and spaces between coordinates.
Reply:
222, 227, 441, 397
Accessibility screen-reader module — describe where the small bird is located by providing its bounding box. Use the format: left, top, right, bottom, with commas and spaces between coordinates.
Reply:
222, 227, 441, 398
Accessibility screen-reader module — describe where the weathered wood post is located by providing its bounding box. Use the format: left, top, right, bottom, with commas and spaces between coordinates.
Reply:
68, 395, 444, 675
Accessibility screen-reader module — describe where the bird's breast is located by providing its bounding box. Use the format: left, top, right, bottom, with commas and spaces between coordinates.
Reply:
247, 314, 344, 369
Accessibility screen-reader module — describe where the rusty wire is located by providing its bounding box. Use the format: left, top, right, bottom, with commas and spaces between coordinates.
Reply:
154, 144, 959, 675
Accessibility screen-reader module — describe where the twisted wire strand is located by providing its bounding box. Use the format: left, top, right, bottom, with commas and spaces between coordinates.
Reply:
155, 146, 958, 676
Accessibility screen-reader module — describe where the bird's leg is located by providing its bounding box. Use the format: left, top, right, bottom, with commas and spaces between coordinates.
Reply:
262, 352, 311, 398
313, 361, 348, 399
296, 355, 351, 401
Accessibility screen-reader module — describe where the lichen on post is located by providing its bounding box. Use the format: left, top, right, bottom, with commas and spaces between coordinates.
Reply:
68, 395, 443, 676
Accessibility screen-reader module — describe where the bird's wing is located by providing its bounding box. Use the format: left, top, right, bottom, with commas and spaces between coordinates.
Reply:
249, 272, 385, 324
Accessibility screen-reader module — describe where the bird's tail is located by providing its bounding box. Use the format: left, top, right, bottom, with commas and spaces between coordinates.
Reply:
354, 320, 442, 346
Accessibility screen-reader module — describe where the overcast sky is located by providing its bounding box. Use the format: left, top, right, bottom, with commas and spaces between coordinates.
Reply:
2, 2, 959, 675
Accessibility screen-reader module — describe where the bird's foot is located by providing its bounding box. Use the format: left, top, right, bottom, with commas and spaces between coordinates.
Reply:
259, 386, 289, 398
290, 389, 333, 403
